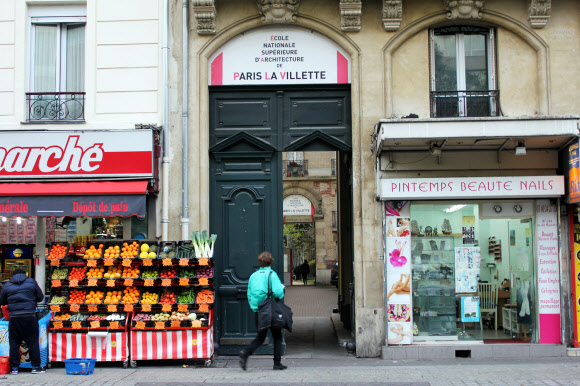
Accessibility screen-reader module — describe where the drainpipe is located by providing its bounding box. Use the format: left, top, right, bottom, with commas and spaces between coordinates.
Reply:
161, 0, 170, 241
181, 0, 190, 241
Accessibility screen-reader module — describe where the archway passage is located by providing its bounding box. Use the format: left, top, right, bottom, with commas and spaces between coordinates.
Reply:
209, 85, 352, 355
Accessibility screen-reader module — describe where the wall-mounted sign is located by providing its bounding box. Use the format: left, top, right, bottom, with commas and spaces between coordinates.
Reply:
283, 195, 314, 216
380, 176, 564, 200
569, 139, 580, 203
0, 130, 153, 179
571, 206, 580, 347
209, 26, 350, 85
283, 215, 314, 224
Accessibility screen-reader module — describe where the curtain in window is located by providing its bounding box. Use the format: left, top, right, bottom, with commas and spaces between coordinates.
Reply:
34, 25, 57, 92
66, 24, 85, 92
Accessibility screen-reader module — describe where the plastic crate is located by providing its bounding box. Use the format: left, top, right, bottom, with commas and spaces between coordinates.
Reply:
63, 358, 96, 375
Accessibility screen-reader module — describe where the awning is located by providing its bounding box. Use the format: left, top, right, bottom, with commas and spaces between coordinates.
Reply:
0, 180, 148, 218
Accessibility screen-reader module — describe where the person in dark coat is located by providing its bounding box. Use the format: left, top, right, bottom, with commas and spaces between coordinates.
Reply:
300, 260, 310, 285
0, 269, 45, 374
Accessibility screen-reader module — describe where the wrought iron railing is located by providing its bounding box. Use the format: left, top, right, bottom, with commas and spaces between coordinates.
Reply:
332, 210, 337, 230
284, 160, 309, 177
430, 90, 500, 118
331, 158, 336, 177
26, 92, 85, 122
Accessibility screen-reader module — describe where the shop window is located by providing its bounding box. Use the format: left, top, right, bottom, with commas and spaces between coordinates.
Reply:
430, 26, 499, 118
27, 5, 86, 122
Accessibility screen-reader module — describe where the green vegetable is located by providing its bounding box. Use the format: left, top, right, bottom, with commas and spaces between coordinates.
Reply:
49, 296, 66, 305
189, 230, 218, 258
178, 289, 196, 304
51, 269, 68, 280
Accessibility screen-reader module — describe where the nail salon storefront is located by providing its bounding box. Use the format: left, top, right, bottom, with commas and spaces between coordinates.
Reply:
376, 117, 577, 359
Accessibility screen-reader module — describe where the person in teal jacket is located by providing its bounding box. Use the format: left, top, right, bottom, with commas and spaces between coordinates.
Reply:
239, 251, 287, 371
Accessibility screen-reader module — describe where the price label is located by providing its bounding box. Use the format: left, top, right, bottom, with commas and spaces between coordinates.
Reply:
87, 259, 97, 267
106, 280, 115, 287
155, 321, 165, 330
143, 259, 153, 266
162, 304, 172, 312
124, 304, 134, 312
51, 280, 61, 287
90, 320, 101, 329
109, 321, 120, 330
178, 304, 188, 312
88, 279, 98, 287
104, 259, 114, 266
88, 305, 98, 313
162, 258, 172, 266
122, 259, 132, 267
198, 304, 209, 313
142, 304, 152, 312
179, 259, 189, 266
192, 320, 202, 328
124, 279, 134, 287
171, 320, 181, 328
52, 321, 64, 329
69, 279, 79, 287
50, 259, 60, 266
70, 304, 80, 313
135, 321, 145, 330
199, 278, 209, 286
71, 321, 82, 330
50, 305, 61, 313
107, 304, 117, 313
179, 278, 189, 286
144, 279, 154, 287
161, 279, 171, 287
198, 258, 209, 266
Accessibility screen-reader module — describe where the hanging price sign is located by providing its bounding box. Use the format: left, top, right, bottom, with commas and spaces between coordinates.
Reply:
179, 259, 189, 266
135, 321, 145, 330
50, 260, 60, 267
107, 304, 117, 313
161, 279, 171, 287
162, 259, 172, 266
199, 278, 209, 286
106, 280, 115, 287
124, 304, 134, 312
88, 305, 98, 312
50, 305, 61, 313
155, 322, 165, 330
171, 321, 181, 328
122, 259, 132, 267
90, 320, 101, 329
178, 304, 188, 312
71, 321, 82, 330
179, 278, 189, 286
69, 279, 79, 287
70, 304, 80, 313
142, 304, 152, 312
144, 279, 154, 287
192, 320, 202, 328
109, 321, 120, 330
104, 259, 114, 266
198, 258, 209, 266
162, 304, 172, 312
143, 259, 153, 266
124, 279, 134, 287
87, 259, 97, 267
53, 321, 64, 329
51, 280, 61, 287
88, 279, 98, 286
198, 304, 209, 312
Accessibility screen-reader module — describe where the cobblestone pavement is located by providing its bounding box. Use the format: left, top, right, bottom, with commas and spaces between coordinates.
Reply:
284, 285, 337, 317
2, 357, 580, 385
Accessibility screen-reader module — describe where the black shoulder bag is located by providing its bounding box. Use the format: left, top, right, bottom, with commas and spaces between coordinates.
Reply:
257, 271, 293, 332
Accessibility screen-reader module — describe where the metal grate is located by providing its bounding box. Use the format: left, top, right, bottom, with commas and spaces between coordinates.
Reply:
430, 90, 501, 118
26, 92, 85, 122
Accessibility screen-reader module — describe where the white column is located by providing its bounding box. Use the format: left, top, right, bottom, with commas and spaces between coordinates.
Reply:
35, 218, 46, 296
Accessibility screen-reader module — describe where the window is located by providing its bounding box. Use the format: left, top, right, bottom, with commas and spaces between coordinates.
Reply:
27, 7, 86, 121
430, 26, 498, 118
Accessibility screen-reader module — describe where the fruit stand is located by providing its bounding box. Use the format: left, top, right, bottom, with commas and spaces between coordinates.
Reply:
45, 236, 216, 368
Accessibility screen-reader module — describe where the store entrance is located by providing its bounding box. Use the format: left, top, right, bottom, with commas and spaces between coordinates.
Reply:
409, 202, 536, 343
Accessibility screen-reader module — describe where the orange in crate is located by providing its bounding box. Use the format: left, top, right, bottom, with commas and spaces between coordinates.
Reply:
83, 244, 103, 259
121, 287, 140, 303
67, 290, 86, 304
120, 241, 140, 258
87, 267, 104, 279
104, 290, 122, 304
48, 244, 67, 259
85, 290, 104, 304
103, 245, 121, 259
122, 265, 140, 279
53, 313, 72, 321
104, 266, 122, 279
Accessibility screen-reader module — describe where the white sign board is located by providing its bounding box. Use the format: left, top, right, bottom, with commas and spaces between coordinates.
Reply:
209, 26, 350, 85
536, 200, 560, 314
380, 176, 564, 200
283, 195, 314, 216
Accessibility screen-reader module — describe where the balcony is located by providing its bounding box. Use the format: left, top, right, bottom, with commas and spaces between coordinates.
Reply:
284, 160, 308, 178
26, 92, 85, 122
430, 90, 500, 118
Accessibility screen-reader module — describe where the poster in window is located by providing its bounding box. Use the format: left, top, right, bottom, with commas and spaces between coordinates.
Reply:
462, 226, 475, 245
455, 247, 481, 293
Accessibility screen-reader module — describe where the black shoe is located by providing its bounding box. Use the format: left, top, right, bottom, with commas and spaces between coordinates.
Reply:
273, 363, 287, 370
239, 351, 247, 371
31, 367, 46, 374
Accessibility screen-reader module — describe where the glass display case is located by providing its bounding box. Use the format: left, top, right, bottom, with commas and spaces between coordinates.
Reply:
411, 236, 458, 341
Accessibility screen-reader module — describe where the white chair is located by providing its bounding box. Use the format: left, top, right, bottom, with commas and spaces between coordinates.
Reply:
478, 283, 499, 331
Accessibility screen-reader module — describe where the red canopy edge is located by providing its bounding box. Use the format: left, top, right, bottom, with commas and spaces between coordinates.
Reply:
0, 180, 148, 196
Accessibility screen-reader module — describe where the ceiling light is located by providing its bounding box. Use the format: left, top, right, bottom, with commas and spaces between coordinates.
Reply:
16, 217, 22, 224
1, 217, 6, 222
445, 204, 466, 213
515, 141, 526, 155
